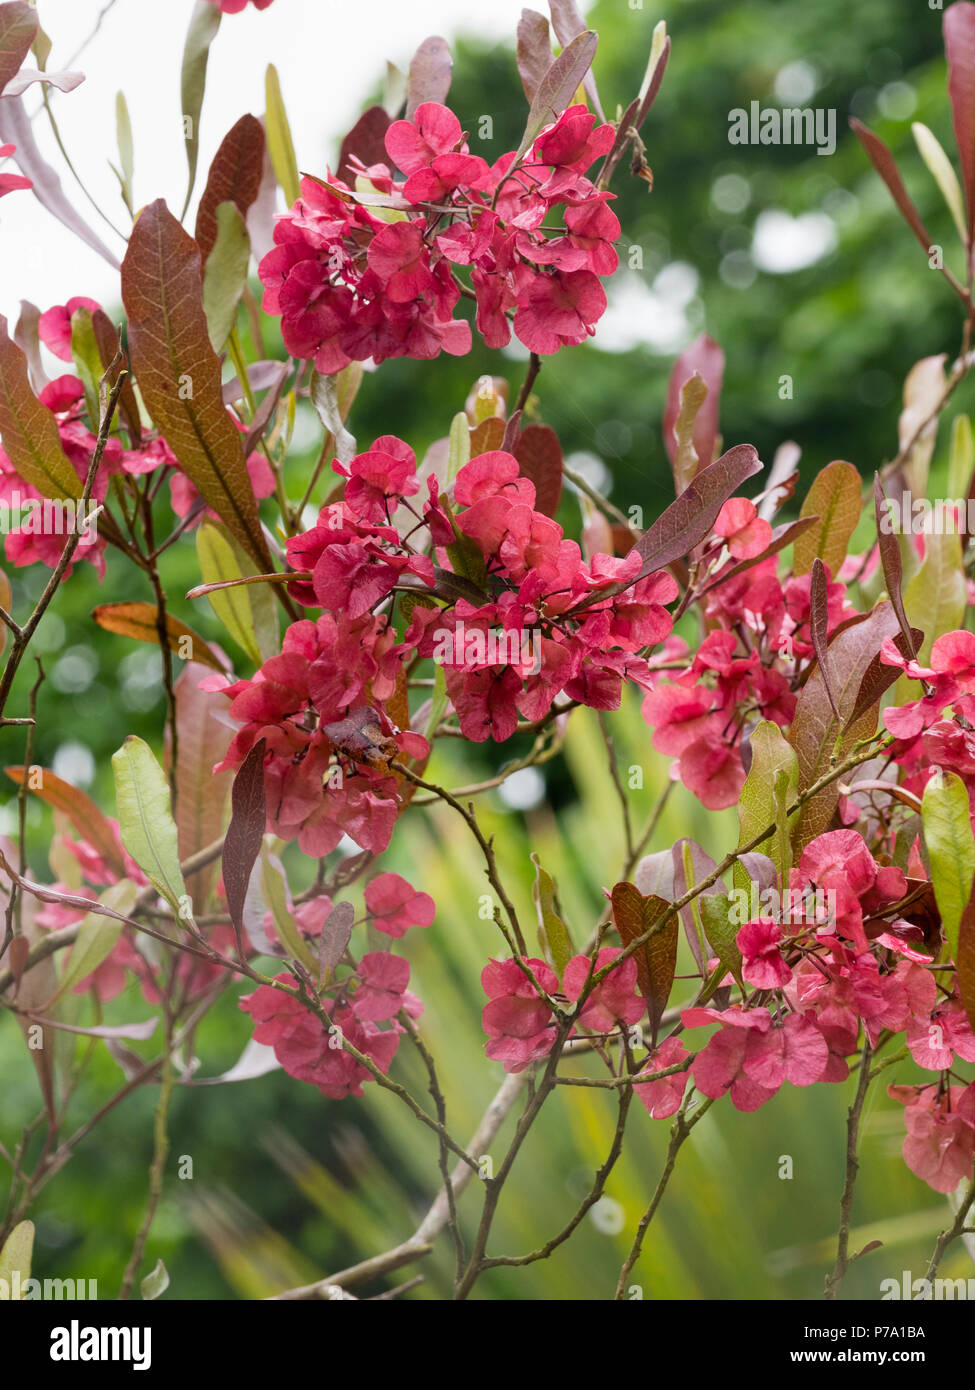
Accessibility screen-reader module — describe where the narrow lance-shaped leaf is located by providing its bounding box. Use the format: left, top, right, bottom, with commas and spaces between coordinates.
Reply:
114, 90, 134, 213
699, 895, 743, 988
949, 413, 974, 499
242, 361, 288, 446
610, 882, 677, 1047
663, 332, 723, 487
222, 737, 267, 946
670, 373, 708, 496
69, 306, 102, 427
516, 9, 551, 103
532, 853, 573, 978
111, 736, 188, 918
92, 601, 227, 673
265, 63, 300, 206
944, 0, 975, 238
202, 201, 250, 352
179, 0, 222, 217
406, 35, 452, 119
13, 298, 47, 392
4, 766, 126, 878
90, 307, 141, 443
547, 0, 605, 121
636, 24, 670, 127
0, 316, 82, 498
195, 112, 265, 263
173, 661, 233, 911
899, 354, 946, 497
847, 625, 924, 729
384, 60, 407, 118
873, 473, 917, 660
922, 768, 975, 963
447, 410, 469, 485
53, 880, 138, 1003
515, 29, 598, 160
792, 460, 861, 577
195, 521, 279, 666
757, 439, 800, 522
310, 368, 358, 467
810, 558, 839, 721
0, 97, 119, 266
261, 847, 317, 973
850, 117, 937, 258
121, 200, 272, 571
626, 442, 762, 586
899, 512, 966, 669
912, 121, 967, 245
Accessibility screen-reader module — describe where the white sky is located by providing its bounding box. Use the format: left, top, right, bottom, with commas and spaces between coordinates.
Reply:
0, 0, 564, 323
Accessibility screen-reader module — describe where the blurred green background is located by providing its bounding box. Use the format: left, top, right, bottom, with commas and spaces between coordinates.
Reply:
2, 0, 974, 1300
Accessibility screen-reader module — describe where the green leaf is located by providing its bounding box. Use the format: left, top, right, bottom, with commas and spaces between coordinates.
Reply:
261, 848, 317, 972
195, 521, 278, 667
69, 306, 103, 426
111, 737, 188, 918
699, 894, 743, 987
922, 768, 975, 962
735, 722, 798, 890
115, 90, 134, 212
202, 202, 250, 352
424, 663, 449, 743
447, 411, 470, 485
912, 122, 967, 246
792, 459, 862, 577
948, 414, 973, 498
54, 880, 138, 1003
0, 1220, 34, 1297
141, 1259, 170, 1301
265, 62, 300, 206
531, 853, 573, 978
179, 0, 222, 218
